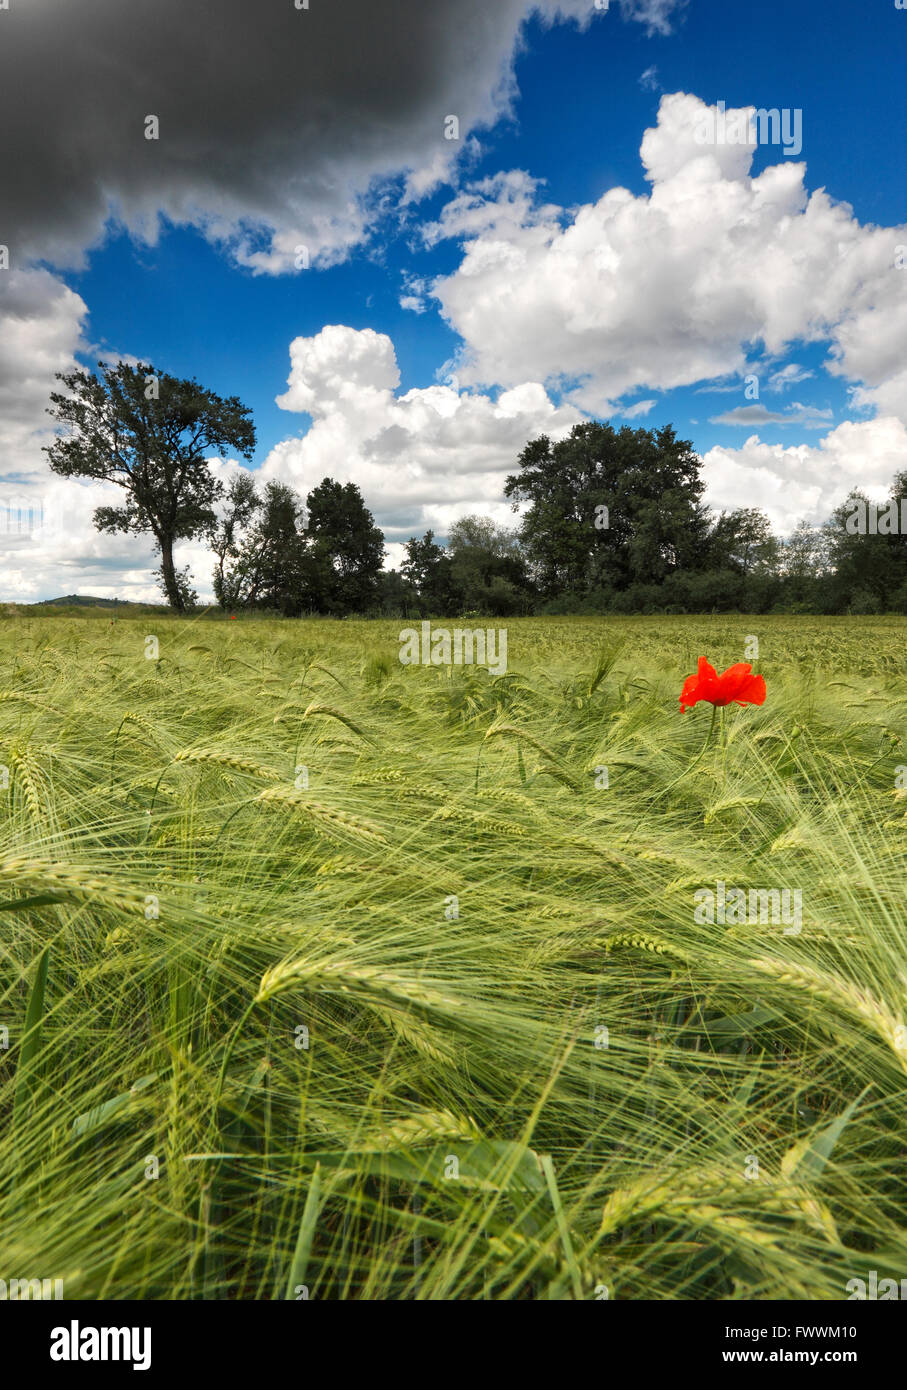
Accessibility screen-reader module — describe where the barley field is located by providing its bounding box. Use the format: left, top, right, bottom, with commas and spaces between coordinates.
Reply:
1, 613, 905, 1300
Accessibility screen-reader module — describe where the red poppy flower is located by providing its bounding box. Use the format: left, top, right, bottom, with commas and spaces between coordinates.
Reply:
679, 657, 766, 713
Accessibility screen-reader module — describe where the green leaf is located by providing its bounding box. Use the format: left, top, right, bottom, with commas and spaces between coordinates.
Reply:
706, 1004, 777, 1037
539, 1153, 583, 1299
185, 1139, 545, 1194
781, 1087, 871, 1182
284, 1165, 323, 1300
71, 1073, 159, 1138
13, 945, 50, 1127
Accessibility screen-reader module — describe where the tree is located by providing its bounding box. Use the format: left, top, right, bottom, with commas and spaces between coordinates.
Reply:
822, 486, 907, 612
708, 508, 779, 576
305, 479, 385, 614
213, 479, 312, 615
211, 472, 262, 608
504, 422, 709, 599
782, 520, 826, 579
249, 482, 314, 615
778, 520, 827, 608
401, 530, 453, 614
376, 568, 414, 617
44, 361, 255, 611
158, 562, 199, 612
446, 515, 531, 613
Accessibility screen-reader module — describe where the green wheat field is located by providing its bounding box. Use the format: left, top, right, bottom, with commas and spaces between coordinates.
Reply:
1, 613, 905, 1300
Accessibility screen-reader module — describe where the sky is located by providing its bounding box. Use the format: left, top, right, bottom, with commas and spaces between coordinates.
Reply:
2, 0, 906, 601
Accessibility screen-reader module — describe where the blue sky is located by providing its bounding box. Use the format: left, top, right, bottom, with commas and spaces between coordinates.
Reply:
3, 0, 907, 599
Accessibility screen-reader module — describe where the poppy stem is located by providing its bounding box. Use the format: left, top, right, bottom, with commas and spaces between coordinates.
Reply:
681, 702, 719, 782
623, 703, 717, 844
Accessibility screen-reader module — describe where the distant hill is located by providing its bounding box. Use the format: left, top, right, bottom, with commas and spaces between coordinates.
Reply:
38, 595, 164, 609
2, 596, 234, 619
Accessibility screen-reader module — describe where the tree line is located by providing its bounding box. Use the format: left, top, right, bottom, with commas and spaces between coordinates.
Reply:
44, 362, 907, 616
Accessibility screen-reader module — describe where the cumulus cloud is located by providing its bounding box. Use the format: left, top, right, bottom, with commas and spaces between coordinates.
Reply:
2, 478, 164, 604
261, 325, 582, 544
428, 92, 907, 420
700, 417, 907, 534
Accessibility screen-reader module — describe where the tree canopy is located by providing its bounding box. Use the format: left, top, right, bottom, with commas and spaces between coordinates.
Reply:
503, 422, 710, 598
211, 475, 384, 616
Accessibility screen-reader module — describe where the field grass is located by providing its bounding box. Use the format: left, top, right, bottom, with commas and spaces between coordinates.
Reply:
1, 612, 905, 1300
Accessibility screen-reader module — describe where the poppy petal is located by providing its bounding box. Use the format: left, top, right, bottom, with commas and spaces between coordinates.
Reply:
716, 662, 754, 703
679, 675, 701, 711
717, 663, 766, 707
735, 672, 766, 706
679, 657, 719, 711
679, 657, 766, 711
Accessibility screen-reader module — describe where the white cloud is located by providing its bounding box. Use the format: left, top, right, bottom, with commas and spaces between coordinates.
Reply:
620, 399, 657, 418
621, 0, 687, 36
701, 417, 907, 534
849, 368, 907, 419
399, 273, 431, 315
420, 170, 561, 250
0, 269, 88, 478
2, 477, 163, 603
262, 325, 582, 545
428, 92, 907, 421
767, 362, 813, 392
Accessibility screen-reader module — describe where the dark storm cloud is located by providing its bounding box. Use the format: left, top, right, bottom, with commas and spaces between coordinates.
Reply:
0, 0, 606, 270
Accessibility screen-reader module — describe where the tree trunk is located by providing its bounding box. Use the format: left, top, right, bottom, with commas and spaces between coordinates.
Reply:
159, 534, 184, 613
